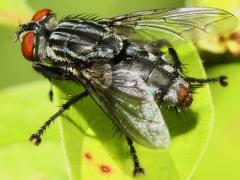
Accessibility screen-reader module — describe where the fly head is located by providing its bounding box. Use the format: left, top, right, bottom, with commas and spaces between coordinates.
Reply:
13, 9, 58, 61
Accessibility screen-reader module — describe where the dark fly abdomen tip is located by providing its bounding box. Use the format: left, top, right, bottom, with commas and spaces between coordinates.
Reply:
29, 134, 42, 146
219, 76, 228, 87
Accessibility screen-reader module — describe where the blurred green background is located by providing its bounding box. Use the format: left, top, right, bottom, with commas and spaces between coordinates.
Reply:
0, 0, 240, 179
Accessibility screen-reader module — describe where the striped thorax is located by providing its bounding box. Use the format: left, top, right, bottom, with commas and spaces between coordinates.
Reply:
14, 9, 193, 108
47, 20, 123, 63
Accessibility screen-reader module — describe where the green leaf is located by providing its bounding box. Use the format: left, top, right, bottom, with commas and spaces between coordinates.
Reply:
185, 0, 240, 12
0, 0, 33, 26
0, 82, 67, 180
1, 1, 213, 179
29, 0, 184, 18
193, 63, 240, 179
54, 43, 214, 180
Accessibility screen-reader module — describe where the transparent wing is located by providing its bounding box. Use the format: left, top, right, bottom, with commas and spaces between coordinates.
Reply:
83, 63, 170, 148
99, 7, 238, 42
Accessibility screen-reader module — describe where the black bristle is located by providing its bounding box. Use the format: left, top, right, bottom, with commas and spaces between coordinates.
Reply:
60, 13, 100, 22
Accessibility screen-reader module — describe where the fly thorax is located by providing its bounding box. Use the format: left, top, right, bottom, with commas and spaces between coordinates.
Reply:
82, 63, 112, 89
46, 21, 123, 63
98, 33, 123, 58
163, 78, 192, 107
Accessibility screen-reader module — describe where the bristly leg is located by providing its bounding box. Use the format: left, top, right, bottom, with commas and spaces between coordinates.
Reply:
126, 137, 145, 176
29, 90, 89, 145
33, 63, 76, 102
149, 39, 183, 69
186, 76, 228, 87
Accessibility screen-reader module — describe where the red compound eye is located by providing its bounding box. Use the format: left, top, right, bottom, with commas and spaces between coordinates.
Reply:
32, 9, 52, 21
21, 32, 35, 61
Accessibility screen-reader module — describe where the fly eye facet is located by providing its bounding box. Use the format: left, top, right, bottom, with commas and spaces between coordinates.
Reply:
32, 9, 52, 21
21, 32, 35, 61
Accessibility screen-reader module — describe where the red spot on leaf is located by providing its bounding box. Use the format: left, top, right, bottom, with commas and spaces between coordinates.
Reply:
84, 152, 92, 160
100, 165, 111, 174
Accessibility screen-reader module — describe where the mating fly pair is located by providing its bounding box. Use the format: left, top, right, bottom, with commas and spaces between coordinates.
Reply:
14, 7, 237, 176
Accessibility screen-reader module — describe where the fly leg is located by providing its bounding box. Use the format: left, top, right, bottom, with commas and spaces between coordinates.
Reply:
149, 39, 182, 69
186, 76, 228, 87
48, 78, 54, 101
33, 63, 74, 101
30, 91, 89, 145
150, 40, 228, 87
32, 63, 73, 80
126, 137, 145, 176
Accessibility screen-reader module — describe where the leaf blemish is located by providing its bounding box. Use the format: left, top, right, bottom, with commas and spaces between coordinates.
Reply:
84, 152, 92, 160
100, 165, 112, 174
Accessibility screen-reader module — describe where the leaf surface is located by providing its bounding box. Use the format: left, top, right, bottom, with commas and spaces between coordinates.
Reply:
0, 82, 67, 180
55, 43, 214, 180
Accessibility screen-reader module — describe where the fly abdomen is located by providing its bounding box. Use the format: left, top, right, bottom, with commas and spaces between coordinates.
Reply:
118, 42, 178, 95
47, 20, 123, 63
